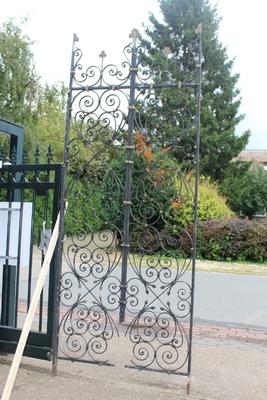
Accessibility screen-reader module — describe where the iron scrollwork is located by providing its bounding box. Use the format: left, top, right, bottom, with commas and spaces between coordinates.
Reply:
59, 27, 201, 377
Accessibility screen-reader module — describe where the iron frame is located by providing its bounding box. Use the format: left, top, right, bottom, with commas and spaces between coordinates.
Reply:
58, 27, 202, 388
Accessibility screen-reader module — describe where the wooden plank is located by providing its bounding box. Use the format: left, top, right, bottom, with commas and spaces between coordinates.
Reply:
1, 212, 60, 400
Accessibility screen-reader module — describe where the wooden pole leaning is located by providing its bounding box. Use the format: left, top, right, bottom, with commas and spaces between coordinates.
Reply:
1, 212, 61, 400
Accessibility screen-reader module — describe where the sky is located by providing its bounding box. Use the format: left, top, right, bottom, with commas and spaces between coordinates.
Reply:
1, 0, 267, 149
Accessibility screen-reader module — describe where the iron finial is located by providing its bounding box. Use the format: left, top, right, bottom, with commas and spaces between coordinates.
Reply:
34, 144, 40, 164
129, 28, 141, 42
99, 50, 107, 59
23, 146, 28, 164
73, 33, 79, 43
46, 144, 53, 164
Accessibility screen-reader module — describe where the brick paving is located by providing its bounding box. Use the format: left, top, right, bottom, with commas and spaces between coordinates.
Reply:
16, 300, 267, 344
193, 323, 267, 342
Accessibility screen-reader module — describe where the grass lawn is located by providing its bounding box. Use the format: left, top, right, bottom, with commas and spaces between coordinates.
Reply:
195, 258, 267, 275
128, 252, 267, 275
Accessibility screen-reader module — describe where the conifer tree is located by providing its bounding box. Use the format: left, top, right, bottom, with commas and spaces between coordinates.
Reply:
144, 0, 249, 181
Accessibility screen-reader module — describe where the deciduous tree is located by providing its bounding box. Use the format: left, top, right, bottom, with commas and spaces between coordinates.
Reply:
0, 19, 39, 125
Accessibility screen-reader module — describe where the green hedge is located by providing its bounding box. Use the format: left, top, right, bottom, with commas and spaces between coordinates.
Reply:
182, 218, 267, 262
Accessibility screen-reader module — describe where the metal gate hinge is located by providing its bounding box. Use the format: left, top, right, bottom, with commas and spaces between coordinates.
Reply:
121, 243, 130, 248
123, 200, 132, 205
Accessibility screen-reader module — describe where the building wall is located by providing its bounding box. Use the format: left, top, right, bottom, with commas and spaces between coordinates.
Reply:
237, 150, 267, 170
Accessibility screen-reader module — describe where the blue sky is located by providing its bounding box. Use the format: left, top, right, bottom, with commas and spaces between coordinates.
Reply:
1, 0, 267, 149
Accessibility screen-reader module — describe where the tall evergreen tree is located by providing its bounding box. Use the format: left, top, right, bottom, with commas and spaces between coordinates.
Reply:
144, 0, 249, 181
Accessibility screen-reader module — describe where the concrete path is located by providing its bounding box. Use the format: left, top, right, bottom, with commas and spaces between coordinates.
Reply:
1, 335, 267, 400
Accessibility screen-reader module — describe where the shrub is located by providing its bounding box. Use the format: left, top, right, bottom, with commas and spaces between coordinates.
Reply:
182, 218, 267, 262
64, 179, 104, 237
170, 177, 233, 230
220, 165, 267, 218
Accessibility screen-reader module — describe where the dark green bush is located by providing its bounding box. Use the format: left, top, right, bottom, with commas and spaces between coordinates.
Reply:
220, 165, 267, 218
182, 218, 267, 262
64, 179, 106, 237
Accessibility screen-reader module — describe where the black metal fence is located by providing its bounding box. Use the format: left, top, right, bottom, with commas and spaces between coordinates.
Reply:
0, 144, 54, 166
0, 161, 62, 360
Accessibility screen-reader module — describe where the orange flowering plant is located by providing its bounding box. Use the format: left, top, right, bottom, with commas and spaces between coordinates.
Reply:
100, 131, 187, 249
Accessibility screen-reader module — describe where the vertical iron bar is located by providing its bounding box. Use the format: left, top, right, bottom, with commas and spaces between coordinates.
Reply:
1, 183, 15, 326
39, 205, 45, 332
119, 31, 138, 323
27, 188, 36, 311
1, 267, 8, 324
39, 170, 50, 332
51, 34, 77, 376
14, 190, 24, 328
187, 23, 202, 390
47, 166, 61, 333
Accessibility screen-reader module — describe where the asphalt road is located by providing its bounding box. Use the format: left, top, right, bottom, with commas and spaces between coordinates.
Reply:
194, 271, 267, 328
7, 267, 267, 329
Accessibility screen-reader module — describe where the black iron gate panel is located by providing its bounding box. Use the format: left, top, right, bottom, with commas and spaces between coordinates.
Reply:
0, 163, 62, 360
59, 27, 201, 379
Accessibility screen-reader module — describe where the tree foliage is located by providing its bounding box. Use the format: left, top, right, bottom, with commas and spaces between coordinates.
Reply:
26, 83, 67, 162
144, 0, 249, 181
0, 19, 39, 125
220, 165, 267, 219
0, 19, 68, 163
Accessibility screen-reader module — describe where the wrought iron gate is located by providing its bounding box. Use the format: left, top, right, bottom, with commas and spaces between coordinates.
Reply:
59, 27, 202, 382
0, 161, 62, 360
